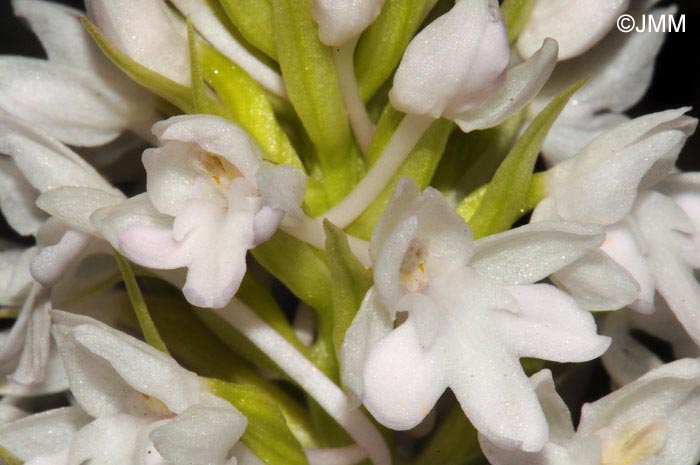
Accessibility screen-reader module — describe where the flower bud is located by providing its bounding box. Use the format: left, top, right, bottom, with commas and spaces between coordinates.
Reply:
312, 0, 385, 46
85, 0, 190, 85
389, 0, 510, 119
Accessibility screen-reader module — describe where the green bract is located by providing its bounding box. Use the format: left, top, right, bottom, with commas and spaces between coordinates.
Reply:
209, 379, 311, 465
464, 79, 586, 238
323, 220, 372, 360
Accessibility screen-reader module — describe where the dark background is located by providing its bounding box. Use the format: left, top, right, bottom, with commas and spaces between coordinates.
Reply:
1, 0, 699, 163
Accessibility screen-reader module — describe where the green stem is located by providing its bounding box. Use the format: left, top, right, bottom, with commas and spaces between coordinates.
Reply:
113, 250, 169, 354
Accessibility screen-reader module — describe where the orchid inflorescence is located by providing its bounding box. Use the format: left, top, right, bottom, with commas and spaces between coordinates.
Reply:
0, 0, 698, 464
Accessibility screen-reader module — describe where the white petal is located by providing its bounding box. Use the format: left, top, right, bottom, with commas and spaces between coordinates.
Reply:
549, 108, 696, 224
601, 311, 664, 387
494, 284, 610, 362
12, 0, 156, 143
312, 0, 384, 46
0, 158, 44, 236
471, 221, 604, 285
517, 0, 629, 60
600, 223, 655, 313
634, 192, 700, 345
85, 0, 190, 85
91, 194, 188, 269
479, 370, 580, 465
0, 284, 41, 374
529, 370, 575, 444
150, 403, 247, 465
0, 402, 27, 426
658, 172, 700, 253
340, 288, 392, 403
52, 311, 202, 417
36, 187, 124, 235
0, 407, 90, 461
0, 246, 36, 306
369, 178, 421, 261
372, 214, 418, 310
69, 414, 150, 465
152, 115, 262, 181
10, 293, 51, 385
0, 113, 117, 194
24, 448, 69, 465
13, 0, 97, 68
0, 340, 68, 397
541, 113, 629, 166
362, 316, 447, 430
447, 339, 548, 452
390, 0, 510, 119
256, 162, 307, 224
551, 250, 640, 311
454, 38, 558, 133
176, 195, 255, 309
0, 58, 136, 147
563, 7, 670, 114
142, 144, 199, 217
31, 227, 92, 287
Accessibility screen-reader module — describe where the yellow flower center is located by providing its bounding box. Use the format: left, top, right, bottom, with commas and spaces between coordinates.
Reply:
192, 151, 241, 192
601, 417, 668, 465
400, 240, 429, 292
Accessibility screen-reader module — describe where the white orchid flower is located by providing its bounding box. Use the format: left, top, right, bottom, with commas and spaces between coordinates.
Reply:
341, 179, 610, 452
532, 109, 700, 337
0, 114, 124, 389
480, 359, 700, 465
1, 0, 156, 148
92, 115, 306, 308
602, 303, 700, 387
86, 0, 286, 97
523, 2, 673, 165
0, 311, 249, 465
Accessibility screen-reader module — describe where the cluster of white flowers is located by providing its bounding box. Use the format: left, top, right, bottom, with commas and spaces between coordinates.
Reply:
0, 0, 698, 464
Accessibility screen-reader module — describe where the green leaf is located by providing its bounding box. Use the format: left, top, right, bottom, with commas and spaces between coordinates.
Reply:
209, 379, 310, 465
346, 106, 454, 240
252, 231, 333, 315
432, 111, 524, 204
113, 251, 169, 353
81, 16, 194, 113
271, 0, 363, 203
410, 407, 482, 465
199, 44, 305, 171
501, 0, 537, 44
466, 80, 585, 239
323, 221, 372, 360
355, 0, 431, 102
219, 0, 277, 60
0, 445, 22, 465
